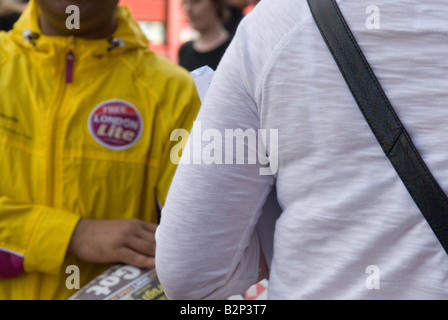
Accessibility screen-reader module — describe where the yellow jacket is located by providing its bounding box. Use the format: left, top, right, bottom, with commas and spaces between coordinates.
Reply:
0, 1, 200, 299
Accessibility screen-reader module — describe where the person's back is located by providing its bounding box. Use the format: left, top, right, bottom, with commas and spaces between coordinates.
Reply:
156, 0, 448, 299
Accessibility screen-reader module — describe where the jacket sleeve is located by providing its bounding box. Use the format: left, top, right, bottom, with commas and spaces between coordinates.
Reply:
0, 196, 80, 278
155, 69, 202, 208
155, 20, 276, 299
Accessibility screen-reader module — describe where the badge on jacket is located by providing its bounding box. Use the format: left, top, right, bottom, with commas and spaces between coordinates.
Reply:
88, 99, 143, 150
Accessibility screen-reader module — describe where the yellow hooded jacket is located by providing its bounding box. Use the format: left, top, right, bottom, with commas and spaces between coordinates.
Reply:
0, 1, 201, 299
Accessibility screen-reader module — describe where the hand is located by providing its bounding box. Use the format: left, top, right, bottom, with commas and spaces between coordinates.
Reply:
68, 218, 157, 269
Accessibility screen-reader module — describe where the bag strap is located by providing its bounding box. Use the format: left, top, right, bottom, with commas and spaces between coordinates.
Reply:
307, 0, 448, 254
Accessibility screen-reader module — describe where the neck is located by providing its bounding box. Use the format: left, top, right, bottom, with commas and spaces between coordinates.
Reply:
39, 12, 117, 39
194, 21, 229, 52
0, 0, 23, 16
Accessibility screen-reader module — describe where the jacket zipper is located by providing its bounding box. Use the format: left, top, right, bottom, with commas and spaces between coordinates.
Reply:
46, 37, 75, 206
65, 50, 74, 84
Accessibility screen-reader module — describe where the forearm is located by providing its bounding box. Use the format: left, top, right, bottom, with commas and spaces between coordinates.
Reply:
156, 211, 266, 300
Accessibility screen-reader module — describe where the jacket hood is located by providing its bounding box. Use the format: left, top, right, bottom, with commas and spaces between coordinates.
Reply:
10, 0, 149, 57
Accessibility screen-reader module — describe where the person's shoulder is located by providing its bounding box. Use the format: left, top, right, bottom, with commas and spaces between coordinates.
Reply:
179, 41, 194, 55
180, 40, 194, 49
137, 50, 200, 124
139, 50, 195, 90
229, 0, 311, 68
240, 0, 309, 33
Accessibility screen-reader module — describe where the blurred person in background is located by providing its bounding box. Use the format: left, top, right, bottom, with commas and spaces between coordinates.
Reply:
179, 0, 231, 71
0, 0, 24, 31
224, 0, 245, 36
0, 0, 201, 299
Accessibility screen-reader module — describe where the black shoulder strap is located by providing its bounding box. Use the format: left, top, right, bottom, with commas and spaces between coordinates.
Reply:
307, 0, 448, 254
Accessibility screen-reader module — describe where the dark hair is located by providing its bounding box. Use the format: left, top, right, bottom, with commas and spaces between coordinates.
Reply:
212, 0, 229, 21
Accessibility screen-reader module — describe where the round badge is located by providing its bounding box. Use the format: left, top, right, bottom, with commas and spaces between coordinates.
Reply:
88, 99, 143, 150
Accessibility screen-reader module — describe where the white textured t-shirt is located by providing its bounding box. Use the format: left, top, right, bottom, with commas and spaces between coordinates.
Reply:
156, 0, 448, 299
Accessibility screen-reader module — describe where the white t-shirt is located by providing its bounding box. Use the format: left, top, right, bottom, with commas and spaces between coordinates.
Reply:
156, 0, 448, 299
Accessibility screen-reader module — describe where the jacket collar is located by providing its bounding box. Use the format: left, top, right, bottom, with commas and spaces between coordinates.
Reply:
10, 0, 149, 58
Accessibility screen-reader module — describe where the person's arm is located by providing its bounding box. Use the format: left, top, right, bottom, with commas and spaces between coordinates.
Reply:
0, 197, 158, 277
0, 196, 80, 278
155, 65, 202, 209
156, 28, 275, 299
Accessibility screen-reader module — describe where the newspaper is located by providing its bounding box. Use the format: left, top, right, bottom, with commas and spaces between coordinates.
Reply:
68, 264, 167, 300
190, 65, 215, 103
68, 263, 268, 300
